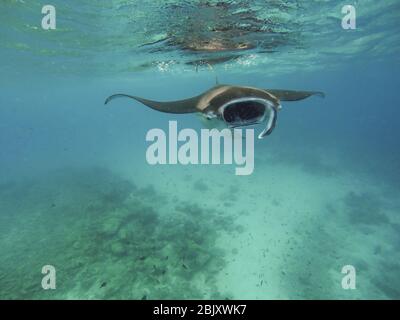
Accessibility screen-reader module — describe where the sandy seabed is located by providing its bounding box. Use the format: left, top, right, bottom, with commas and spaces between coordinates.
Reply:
0, 146, 399, 300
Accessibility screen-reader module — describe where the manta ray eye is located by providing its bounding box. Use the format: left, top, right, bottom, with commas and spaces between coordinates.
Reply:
222, 100, 266, 125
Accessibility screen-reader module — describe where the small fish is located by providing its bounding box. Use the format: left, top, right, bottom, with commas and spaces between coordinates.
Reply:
182, 263, 188, 269
100, 282, 107, 288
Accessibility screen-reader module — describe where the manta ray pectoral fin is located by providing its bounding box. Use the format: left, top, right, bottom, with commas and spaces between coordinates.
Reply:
265, 89, 325, 101
104, 93, 200, 114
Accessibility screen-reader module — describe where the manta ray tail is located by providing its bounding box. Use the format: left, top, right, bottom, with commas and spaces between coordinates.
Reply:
104, 93, 200, 114
266, 89, 325, 101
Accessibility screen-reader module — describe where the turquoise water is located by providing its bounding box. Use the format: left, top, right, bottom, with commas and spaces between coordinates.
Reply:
1, 0, 400, 299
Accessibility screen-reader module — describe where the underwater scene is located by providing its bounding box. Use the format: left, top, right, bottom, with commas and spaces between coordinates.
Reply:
0, 0, 400, 300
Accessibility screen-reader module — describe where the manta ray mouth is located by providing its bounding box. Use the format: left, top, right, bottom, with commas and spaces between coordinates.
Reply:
219, 97, 278, 139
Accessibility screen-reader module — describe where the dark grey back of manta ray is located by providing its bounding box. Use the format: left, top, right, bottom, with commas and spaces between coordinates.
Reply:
266, 89, 325, 102
104, 93, 204, 114
104, 85, 325, 114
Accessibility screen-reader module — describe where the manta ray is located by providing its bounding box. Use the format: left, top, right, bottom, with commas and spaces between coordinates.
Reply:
105, 84, 325, 139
